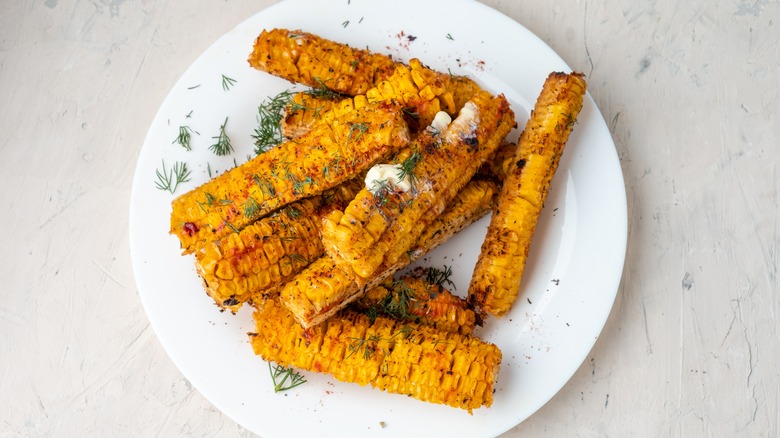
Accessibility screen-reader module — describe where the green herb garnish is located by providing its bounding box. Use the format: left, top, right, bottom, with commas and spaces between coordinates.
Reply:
154, 160, 191, 194
172, 125, 196, 151
268, 363, 306, 392
253, 90, 295, 155
221, 74, 237, 91
209, 117, 233, 156
425, 265, 455, 290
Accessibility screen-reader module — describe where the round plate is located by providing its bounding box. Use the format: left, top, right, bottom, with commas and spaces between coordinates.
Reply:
129, 1, 627, 436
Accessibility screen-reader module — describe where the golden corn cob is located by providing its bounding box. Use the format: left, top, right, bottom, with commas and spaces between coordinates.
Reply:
320, 91, 514, 285
194, 181, 361, 312
282, 179, 498, 328
249, 28, 397, 96
468, 72, 587, 317
249, 29, 481, 121
249, 297, 502, 412
350, 275, 477, 336
170, 98, 409, 254
281, 91, 339, 140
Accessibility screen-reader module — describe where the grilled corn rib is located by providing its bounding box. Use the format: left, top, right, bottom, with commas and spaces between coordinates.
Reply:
320, 91, 514, 285
249, 28, 397, 96
468, 72, 586, 317
351, 276, 477, 336
282, 179, 498, 328
170, 99, 409, 254
194, 181, 361, 312
249, 29, 482, 118
249, 298, 502, 412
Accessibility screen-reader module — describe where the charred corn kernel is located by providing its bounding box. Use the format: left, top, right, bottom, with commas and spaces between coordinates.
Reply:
248, 29, 397, 96
476, 141, 519, 182
320, 91, 514, 285
194, 182, 361, 312
170, 100, 409, 254
248, 29, 481, 119
468, 72, 586, 317
281, 179, 498, 329
249, 298, 502, 412
350, 276, 477, 336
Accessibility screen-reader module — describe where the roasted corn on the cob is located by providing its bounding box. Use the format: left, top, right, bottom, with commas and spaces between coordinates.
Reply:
351, 275, 477, 336
249, 28, 397, 96
249, 297, 502, 412
468, 72, 586, 317
170, 99, 409, 254
282, 179, 498, 328
320, 91, 514, 285
194, 182, 361, 312
249, 29, 482, 121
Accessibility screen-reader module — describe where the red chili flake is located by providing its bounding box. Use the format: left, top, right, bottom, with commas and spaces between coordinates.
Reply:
183, 222, 199, 236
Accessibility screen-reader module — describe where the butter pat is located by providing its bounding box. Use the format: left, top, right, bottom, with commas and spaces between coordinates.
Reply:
365, 164, 413, 194
430, 111, 452, 133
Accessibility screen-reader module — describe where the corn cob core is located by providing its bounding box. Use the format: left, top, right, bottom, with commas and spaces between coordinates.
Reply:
320, 91, 514, 284
194, 181, 361, 312
350, 276, 477, 336
249, 298, 502, 412
282, 179, 498, 329
468, 72, 587, 317
170, 98, 409, 254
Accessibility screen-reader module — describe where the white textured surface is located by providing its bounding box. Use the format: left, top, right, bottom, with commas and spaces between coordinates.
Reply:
0, 0, 778, 437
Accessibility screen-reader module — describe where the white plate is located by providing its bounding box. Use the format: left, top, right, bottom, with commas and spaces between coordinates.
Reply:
129, 1, 627, 436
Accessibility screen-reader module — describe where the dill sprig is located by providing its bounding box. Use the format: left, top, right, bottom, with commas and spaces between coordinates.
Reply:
306, 78, 343, 100
381, 279, 418, 320
347, 122, 369, 146
286, 206, 302, 219
242, 197, 262, 219
347, 326, 415, 360
221, 74, 237, 91
425, 265, 455, 290
397, 147, 422, 188
288, 253, 308, 264
172, 125, 197, 151
209, 117, 233, 156
154, 160, 191, 194
253, 90, 295, 155
268, 362, 306, 392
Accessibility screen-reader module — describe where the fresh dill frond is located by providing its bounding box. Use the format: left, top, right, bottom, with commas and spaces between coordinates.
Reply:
347, 122, 369, 146
306, 78, 343, 100
268, 362, 306, 393
286, 206, 302, 219
223, 219, 240, 234
172, 125, 197, 151
288, 253, 308, 264
242, 197, 262, 219
446, 33, 454, 41
381, 279, 418, 320
154, 160, 191, 194
397, 147, 422, 188
253, 174, 277, 199
209, 117, 233, 156
253, 90, 294, 155
342, 20, 350, 28
221, 74, 237, 91
207, 162, 213, 178
425, 265, 455, 290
